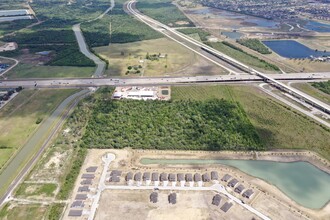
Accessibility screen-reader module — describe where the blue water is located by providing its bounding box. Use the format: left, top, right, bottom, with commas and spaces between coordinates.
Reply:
303, 20, 330, 33
141, 158, 330, 209
262, 40, 330, 58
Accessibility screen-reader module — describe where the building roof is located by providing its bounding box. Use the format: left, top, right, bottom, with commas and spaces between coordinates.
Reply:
168, 193, 177, 204
150, 192, 158, 203
202, 173, 210, 182
109, 176, 120, 182
75, 194, 87, 200
234, 184, 245, 194
220, 202, 233, 212
168, 173, 176, 182
86, 166, 98, 173
110, 170, 122, 176
185, 173, 193, 181
211, 171, 219, 180
177, 173, 184, 181
68, 210, 83, 217
126, 172, 133, 181
243, 189, 254, 198
160, 173, 168, 181
212, 194, 222, 206
78, 186, 90, 192
228, 178, 239, 187
82, 174, 95, 179
221, 174, 232, 182
71, 201, 84, 208
134, 172, 142, 181
194, 173, 202, 182
81, 179, 92, 185
152, 172, 159, 181
127, 91, 154, 97
143, 172, 151, 181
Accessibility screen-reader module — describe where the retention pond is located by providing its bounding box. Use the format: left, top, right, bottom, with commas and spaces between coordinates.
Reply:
140, 158, 330, 209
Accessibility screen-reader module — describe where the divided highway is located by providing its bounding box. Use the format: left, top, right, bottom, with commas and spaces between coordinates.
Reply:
126, 0, 330, 114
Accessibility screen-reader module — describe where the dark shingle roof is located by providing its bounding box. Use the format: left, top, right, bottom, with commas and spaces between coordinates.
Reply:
152, 172, 159, 181
168, 173, 176, 182
150, 192, 158, 203
194, 173, 202, 182
211, 171, 218, 180
212, 194, 222, 206
143, 172, 151, 181
202, 173, 210, 182
109, 176, 120, 182
160, 173, 168, 181
82, 174, 95, 179
234, 184, 245, 194
177, 173, 184, 181
110, 170, 122, 176
126, 172, 133, 181
243, 189, 254, 198
168, 193, 177, 204
220, 202, 233, 212
81, 179, 92, 185
185, 173, 193, 181
221, 174, 231, 182
78, 186, 90, 192
134, 172, 142, 181
75, 194, 87, 200
86, 166, 98, 173
68, 210, 83, 217
71, 201, 84, 208
228, 178, 239, 187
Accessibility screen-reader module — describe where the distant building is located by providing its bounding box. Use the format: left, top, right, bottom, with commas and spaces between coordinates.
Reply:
71, 201, 84, 208
126, 172, 133, 181
78, 186, 90, 192
220, 202, 233, 212
185, 173, 193, 182
152, 172, 159, 181
234, 184, 245, 194
212, 194, 222, 206
75, 194, 87, 200
221, 174, 231, 182
150, 192, 158, 203
82, 174, 95, 179
160, 173, 168, 181
177, 173, 184, 182
81, 179, 92, 185
242, 189, 254, 199
134, 172, 142, 181
202, 173, 210, 182
143, 172, 151, 181
168, 193, 177, 204
86, 166, 98, 173
194, 173, 202, 182
68, 210, 83, 217
211, 171, 218, 180
168, 173, 176, 182
228, 178, 239, 188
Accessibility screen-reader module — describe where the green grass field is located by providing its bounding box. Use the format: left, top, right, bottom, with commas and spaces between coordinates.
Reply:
8, 64, 94, 78
292, 83, 330, 104
95, 38, 196, 76
0, 203, 47, 220
0, 89, 77, 171
172, 85, 330, 160
207, 42, 279, 71
15, 183, 57, 198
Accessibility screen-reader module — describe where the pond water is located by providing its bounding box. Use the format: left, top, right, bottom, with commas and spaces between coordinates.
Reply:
262, 40, 330, 58
221, 31, 243, 40
303, 20, 330, 33
140, 158, 330, 209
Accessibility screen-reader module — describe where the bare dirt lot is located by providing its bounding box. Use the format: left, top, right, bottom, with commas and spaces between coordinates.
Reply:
96, 190, 258, 220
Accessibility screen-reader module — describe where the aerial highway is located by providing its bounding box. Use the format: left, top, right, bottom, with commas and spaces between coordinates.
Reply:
126, 0, 330, 114
0, 72, 329, 88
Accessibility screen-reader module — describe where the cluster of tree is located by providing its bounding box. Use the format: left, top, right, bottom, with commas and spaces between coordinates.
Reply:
137, 0, 195, 27
178, 28, 210, 42
81, 94, 263, 151
311, 80, 330, 95
126, 65, 142, 75
0, 19, 36, 36
237, 39, 272, 54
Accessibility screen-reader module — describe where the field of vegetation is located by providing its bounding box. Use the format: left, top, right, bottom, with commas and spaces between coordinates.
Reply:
80, 88, 262, 151
172, 85, 330, 160
207, 41, 280, 71
237, 39, 272, 54
178, 28, 210, 42
136, 0, 194, 27
292, 83, 330, 104
311, 80, 330, 95
0, 89, 77, 171
81, 2, 162, 47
